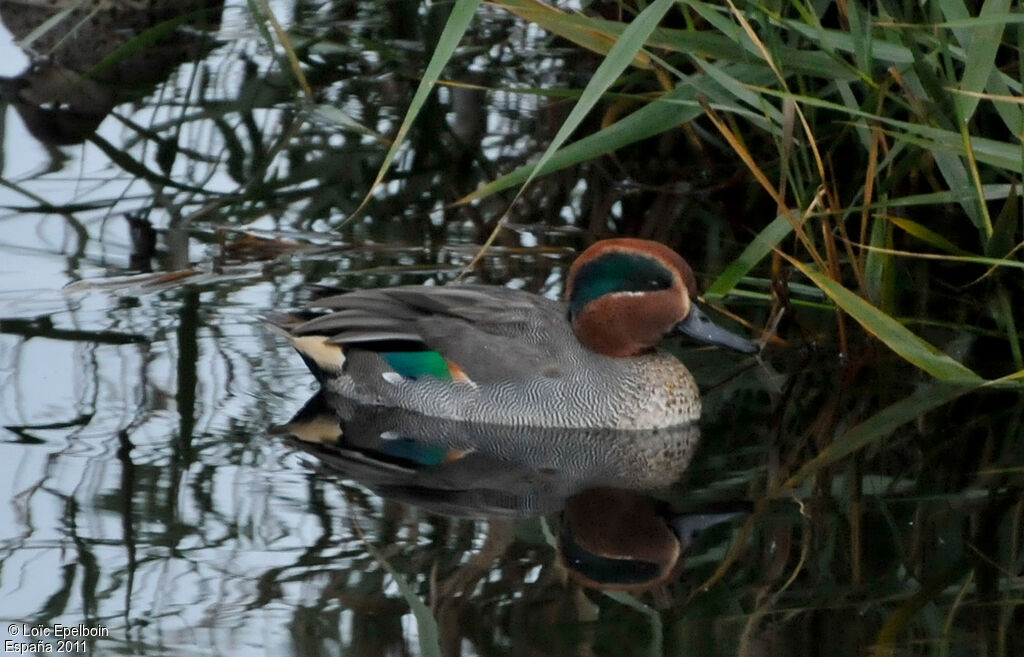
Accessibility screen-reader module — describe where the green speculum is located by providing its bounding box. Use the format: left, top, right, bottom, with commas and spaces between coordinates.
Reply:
383, 351, 452, 380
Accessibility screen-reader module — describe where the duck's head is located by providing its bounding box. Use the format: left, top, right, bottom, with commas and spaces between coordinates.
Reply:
566, 238, 758, 358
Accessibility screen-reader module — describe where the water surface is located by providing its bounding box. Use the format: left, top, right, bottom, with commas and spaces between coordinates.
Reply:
0, 2, 1021, 656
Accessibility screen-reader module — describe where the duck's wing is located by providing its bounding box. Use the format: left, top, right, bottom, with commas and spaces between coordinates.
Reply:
274, 285, 572, 384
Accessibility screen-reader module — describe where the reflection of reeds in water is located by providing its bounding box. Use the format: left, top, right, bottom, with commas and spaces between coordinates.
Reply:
0, 0, 224, 146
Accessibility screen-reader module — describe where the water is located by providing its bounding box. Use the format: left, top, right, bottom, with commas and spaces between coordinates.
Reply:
0, 1, 1021, 656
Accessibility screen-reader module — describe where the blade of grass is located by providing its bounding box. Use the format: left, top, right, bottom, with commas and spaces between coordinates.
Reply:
694, 1, 834, 269
994, 285, 1023, 371
255, 0, 312, 99
986, 182, 1019, 257
885, 216, 976, 256
455, 85, 702, 204
783, 384, 972, 489
939, 571, 975, 657
701, 101, 826, 272
853, 244, 1024, 272
534, 8, 876, 80
863, 216, 890, 308
844, 0, 871, 77
705, 214, 794, 299
688, 56, 784, 124
955, 82, 1024, 143
493, 0, 652, 68
310, 105, 391, 145
461, 47, 1019, 209
348, 0, 482, 221
865, 184, 1022, 211
959, 119, 994, 240
500, 0, 677, 192
603, 591, 663, 657
884, 125, 1022, 176
361, 543, 441, 657
954, 0, 1013, 121
775, 12, 915, 65
456, 0, 680, 206
857, 125, 883, 273
724, 0, 828, 184
741, 84, 1022, 174
462, 0, 678, 269
931, 2, 1024, 32
871, 564, 972, 657
446, 61, 784, 204
780, 253, 985, 384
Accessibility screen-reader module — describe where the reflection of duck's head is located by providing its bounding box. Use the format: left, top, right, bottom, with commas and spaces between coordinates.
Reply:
270, 238, 757, 430
559, 488, 745, 592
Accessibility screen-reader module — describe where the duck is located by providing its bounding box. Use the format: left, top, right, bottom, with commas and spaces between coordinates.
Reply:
268, 238, 758, 430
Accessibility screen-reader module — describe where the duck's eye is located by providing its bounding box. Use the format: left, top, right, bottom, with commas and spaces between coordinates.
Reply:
646, 278, 669, 291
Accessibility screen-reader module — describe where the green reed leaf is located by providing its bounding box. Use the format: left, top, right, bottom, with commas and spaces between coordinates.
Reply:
705, 214, 793, 299
785, 257, 984, 384
884, 216, 975, 256
362, 541, 441, 657
864, 216, 890, 308
512, 0, 678, 195
954, 0, 1013, 121
493, 0, 652, 67
784, 384, 972, 489
456, 85, 702, 204
986, 181, 1019, 258
351, 0, 482, 218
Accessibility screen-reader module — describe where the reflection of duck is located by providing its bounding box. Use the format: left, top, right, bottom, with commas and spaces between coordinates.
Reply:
278, 393, 746, 592
278, 391, 701, 517
269, 239, 758, 430
560, 487, 745, 591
